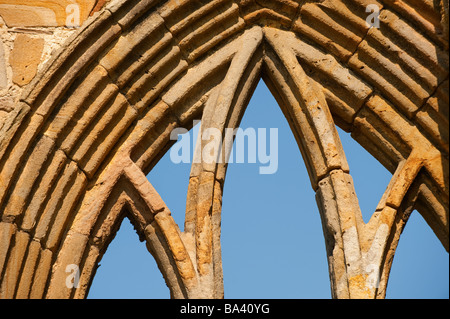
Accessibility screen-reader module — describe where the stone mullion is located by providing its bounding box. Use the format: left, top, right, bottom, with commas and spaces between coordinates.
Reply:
360, 151, 425, 298
73, 190, 128, 299
315, 174, 351, 299
181, 27, 264, 298
375, 176, 422, 299
123, 162, 199, 297
44, 154, 197, 298
265, 28, 376, 298
316, 150, 425, 299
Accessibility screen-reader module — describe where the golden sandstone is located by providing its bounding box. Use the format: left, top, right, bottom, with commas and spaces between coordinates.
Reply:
0, 0, 448, 299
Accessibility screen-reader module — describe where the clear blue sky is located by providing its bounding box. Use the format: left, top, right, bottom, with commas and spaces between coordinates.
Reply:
87, 80, 449, 299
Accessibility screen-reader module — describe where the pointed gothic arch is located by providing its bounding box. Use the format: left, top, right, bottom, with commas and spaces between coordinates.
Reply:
0, 0, 448, 299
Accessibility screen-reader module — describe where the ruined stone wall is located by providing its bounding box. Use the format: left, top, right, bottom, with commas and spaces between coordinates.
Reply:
0, 0, 448, 299
0, 1, 110, 125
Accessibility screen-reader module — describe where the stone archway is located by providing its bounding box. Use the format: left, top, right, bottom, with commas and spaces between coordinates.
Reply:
0, 0, 448, 299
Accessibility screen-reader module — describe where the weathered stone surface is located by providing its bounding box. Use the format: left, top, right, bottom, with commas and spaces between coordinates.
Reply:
0, 41, 7, 89
0, 96, 13, 112
15, 239, 41, 299
0, 230, 29, 298
0, 222, 16, 275
0, 0, 448, 300
9, 34, 44, 86
29, 248, 52, 299
0, 0, 97, 27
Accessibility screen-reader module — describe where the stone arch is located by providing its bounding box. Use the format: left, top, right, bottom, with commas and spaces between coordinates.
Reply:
0, 0, 448, 299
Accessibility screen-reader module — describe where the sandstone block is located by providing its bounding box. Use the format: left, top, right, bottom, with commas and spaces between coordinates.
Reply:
0, 96, 13, 112
0, 230, 29, 298
45, 231, 89, 299
29, 248, 52, 299
0, 222, 16, 275
15, 240, 41, 299
0, 41, 7, 89
9, 34, 44, 87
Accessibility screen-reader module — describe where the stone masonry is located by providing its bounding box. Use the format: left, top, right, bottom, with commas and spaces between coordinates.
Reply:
0, 0, 448, 299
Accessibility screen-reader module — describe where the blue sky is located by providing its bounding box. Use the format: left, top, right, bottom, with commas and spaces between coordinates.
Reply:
87, 80, 449, 299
